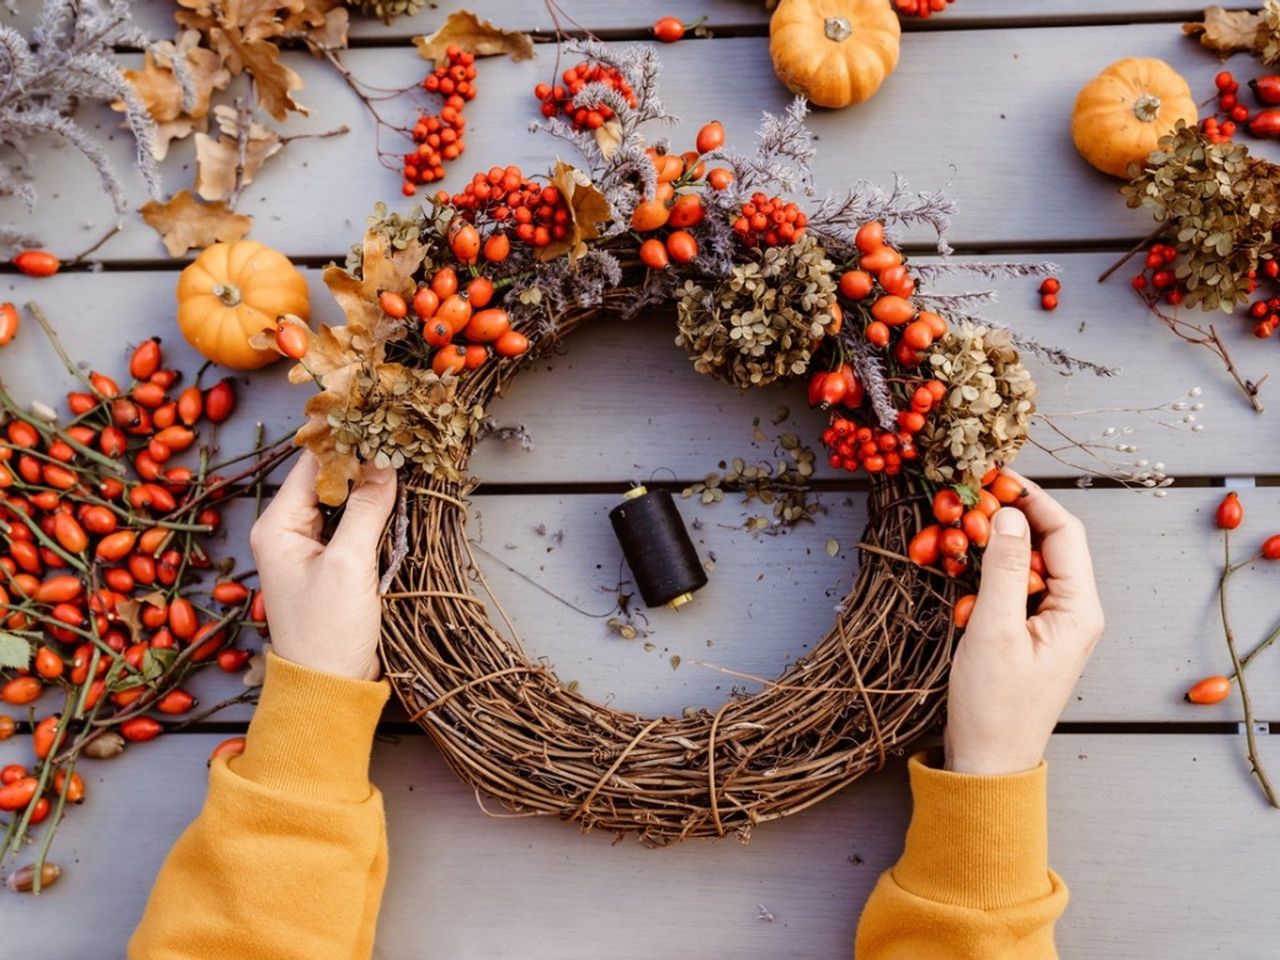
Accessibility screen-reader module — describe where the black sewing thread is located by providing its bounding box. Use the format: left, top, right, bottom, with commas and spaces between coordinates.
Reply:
609, 487, 708, 609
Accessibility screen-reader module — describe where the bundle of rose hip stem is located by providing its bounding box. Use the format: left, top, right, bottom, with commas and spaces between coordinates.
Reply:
0, 306, 289, 893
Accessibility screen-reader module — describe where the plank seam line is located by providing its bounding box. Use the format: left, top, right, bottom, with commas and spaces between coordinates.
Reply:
99, 13, 1213, 55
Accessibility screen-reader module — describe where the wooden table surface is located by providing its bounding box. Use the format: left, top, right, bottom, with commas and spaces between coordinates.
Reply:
3, 3, 1280, 957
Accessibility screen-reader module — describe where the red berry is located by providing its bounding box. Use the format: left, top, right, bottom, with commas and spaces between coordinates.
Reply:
1040, 293, 1058, 311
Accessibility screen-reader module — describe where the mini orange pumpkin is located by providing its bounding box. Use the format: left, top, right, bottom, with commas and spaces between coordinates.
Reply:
176, 241, 310, 369
769, 0, 901, 109
1071, 58, 1198, 178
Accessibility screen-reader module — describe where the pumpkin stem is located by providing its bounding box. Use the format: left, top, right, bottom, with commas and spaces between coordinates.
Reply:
1133, 93, 1162, 123
211, 283, 242, 307
823, 15, 853, 42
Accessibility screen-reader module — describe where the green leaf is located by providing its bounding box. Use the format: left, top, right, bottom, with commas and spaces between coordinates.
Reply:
0, 633, 31, 670
142, 647, 177, 683
952, 484, 981, 508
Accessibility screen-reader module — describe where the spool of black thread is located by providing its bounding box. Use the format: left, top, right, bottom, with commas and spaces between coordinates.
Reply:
609, 486, 708, 609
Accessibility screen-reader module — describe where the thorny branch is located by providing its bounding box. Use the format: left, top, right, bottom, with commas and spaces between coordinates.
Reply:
1219, 532, 1279, 809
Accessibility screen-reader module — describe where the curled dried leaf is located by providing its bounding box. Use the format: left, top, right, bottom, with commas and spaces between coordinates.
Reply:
412, 10, 534, 67
539, 162, 612, 263
1183, 6, 1263, 57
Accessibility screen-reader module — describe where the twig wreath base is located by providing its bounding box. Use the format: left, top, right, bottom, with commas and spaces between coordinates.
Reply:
379, 306, 958, 845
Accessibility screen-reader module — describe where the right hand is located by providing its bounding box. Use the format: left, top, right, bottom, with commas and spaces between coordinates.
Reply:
943, 470, 1105, 776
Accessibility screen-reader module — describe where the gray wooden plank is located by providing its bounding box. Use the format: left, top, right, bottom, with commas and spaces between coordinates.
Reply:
106, 483, 1280, 726
7, 0, 1249, 40
3, 251, 1275, 483
1, 28, 1272, 257
0, 732, 1275, 959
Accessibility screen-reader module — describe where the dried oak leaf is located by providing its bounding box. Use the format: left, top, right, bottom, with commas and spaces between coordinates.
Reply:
176, 0, 310, 120
296, 413, 363, 505
140, 189, 253, 257
194, 104, 283, 200
539, 162, 611, 263
156, 30, 233, 120
1183, 6, 1261, 57
291, 324, 374, 505
412, 10, 534, 67
121, 52, 187, 124
118, 32, 233, 160
324, 228, 425, 346
282, 0, 350, 50
226, 37, 308, 120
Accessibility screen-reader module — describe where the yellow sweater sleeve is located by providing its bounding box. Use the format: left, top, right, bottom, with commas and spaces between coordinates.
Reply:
129, 653, 391, 960
854, 754, 1068, 960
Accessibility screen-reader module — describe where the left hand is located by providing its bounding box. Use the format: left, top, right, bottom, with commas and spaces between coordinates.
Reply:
249, 452, 397, 681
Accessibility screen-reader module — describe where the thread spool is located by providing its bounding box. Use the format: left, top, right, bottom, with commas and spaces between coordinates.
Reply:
609, 486, 708, 609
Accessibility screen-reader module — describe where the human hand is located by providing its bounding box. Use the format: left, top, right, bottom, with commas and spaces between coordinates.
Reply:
944, 470, 1105, 776
249, 452, 397, 681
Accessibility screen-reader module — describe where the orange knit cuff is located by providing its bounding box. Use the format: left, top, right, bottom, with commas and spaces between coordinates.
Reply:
891, 752, 1054, 911
230, 652, 390, 803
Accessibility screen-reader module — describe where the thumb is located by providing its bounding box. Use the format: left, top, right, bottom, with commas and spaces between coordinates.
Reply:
329, 464, 397, 557
971, 507, 1031, 631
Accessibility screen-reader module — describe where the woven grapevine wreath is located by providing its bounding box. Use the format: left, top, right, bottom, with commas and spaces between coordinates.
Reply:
271, 43, 1056, 844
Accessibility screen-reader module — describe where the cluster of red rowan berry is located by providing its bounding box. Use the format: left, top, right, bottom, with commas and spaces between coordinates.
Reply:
533, 62, 637, 131
813, 370, 948, 476
892, 0, 955, 16
1247, 259, 1280, 338
1129, 243, 1188, 307
732, 193, 808, 248
820, 419, 920, 477
1203, 70, 1251, 144
1130, 242, 1280, 336
444, 165, 572, 249
401, 46, 478, 195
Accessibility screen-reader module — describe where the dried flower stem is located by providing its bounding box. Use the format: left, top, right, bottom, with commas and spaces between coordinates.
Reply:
1143, 297, 1264, 413
1219, 531, 1279, 809
63, 222, 123, 267
1097, 223, 1167, 284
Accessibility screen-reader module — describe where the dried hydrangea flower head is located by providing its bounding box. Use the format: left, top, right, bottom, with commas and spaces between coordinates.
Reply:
918, 322, 1036, 488
674, 234, 839, 389
1122, 121, 1280, 312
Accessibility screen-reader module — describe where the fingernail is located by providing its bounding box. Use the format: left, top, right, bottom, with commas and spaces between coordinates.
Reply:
992, 508, 1027, 537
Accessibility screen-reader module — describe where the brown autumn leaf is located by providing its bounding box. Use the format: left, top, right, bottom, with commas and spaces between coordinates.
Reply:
412, 10, 534, 68
117, 31, 231, 159
140, 189, 253, 257
155, 29, 233, 119
1183, 6, 1262, 57
539, 162, 612, 263
322, 228, 425, 347
120, 52, 187, 124
295, 413, 362, 505
150, 119, 200, 161
175, 0, 310, 119
194, 104, 283, 200
224, 36, 308, 119
282, 0, 349, 50
290, 323, 377, 505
